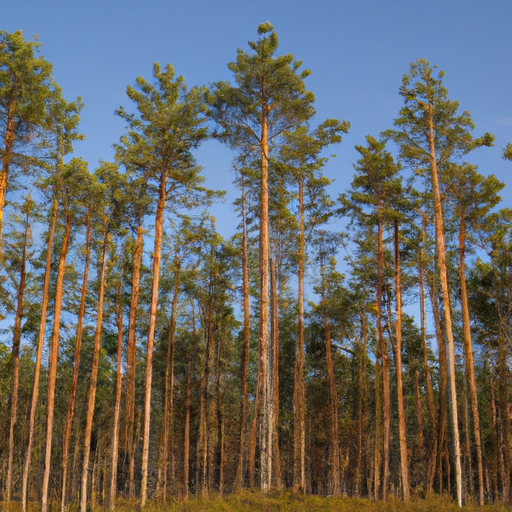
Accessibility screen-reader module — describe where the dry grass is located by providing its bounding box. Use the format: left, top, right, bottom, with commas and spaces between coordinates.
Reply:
4, 492, 510, 512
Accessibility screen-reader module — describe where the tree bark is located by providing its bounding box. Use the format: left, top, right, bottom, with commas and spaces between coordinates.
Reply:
109, 287, 124, 509
394, 220, 410, 501
125, 222, 143, 499
41, 213, 71, 512
427, 101, 463, 507
257, 108, 272, 492
61, 211, 91, 512
140, 171, 168, 509
293, 179, 306, 493
236, 187, 250, 490
0, 101, 16, 236
80, 228, 109, 512
458, 208, 485, 506
160, 260, 180, 500
6, 211, 28, 506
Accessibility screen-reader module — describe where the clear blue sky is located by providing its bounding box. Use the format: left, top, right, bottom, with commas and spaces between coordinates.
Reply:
4, 0, 512, 240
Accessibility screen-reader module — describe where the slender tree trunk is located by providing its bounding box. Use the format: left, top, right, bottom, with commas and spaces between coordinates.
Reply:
355, 309, 368, 498
376, 212, 390, 500
257, 109, 271, 492
425, 266, 448, 493
215, 326, 225, 494
125, 223, 143, 499
41, 213, 72, 512
80, 228, 109, 512
109, 288, 124, 509
6, 214, 28, 505
61, 211, 91, 512
323, 299, 340, 496
414, 369, 425, 459
183, 359, 192, 499
160, 260, 180, 500
498, 326, 510, 501
458, 209, 485, 506
293, 179, 306, 493
427, 101, 463, 507
394, 220, 410, 501
271, 257, 282, 489
140, 172, 168, 510
237, 188, 250, 490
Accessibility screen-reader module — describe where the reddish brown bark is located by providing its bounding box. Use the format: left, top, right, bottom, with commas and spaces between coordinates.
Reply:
80, 228, 109, 512
61, 211, 91, 512
41, 213, 71, 512
6, 213, 28, 505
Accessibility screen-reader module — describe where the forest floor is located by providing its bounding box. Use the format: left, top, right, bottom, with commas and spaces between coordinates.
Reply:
4, 492, 510, 512
110, 491, 509, 512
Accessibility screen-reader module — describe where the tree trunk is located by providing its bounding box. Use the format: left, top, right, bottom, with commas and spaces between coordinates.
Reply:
293, 179, 306, 493
236, 188, 250, 490
376, 211, 390, 500
355, 308, 368, 498
271, 257, 283, 489
160, 260, 180, 500
6, 212, 29, 505
80, 228, 109, 512
427, 101, 463, 507
109, 287, 124, 509
458, 208, 485, 505
183, 359, 192, 499
257, 108, 272, 492
41, 213, 71, 512
394, 219, 410, 501
140, 171, 168, 510
61, 211, 91, 512
125, 222, 143, 499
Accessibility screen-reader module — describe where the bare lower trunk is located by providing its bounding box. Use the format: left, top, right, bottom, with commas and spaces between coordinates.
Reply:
271, 258, 282, 488
458, 210, 485, 506
80, 228, 109, 512
140, 172, 168, 510
394, 220, 409, 501
427, 102, 462, 507
61, 212, 91, 512
109, 290, 124, 509
42, 215, 71, 512
293, 179, 306, 493
258, 110, 271, 492
160, 262, 180, 500
125, 223, 143, 499
6, 217, 28, 505
237, 190, 250, 490
183, 360, 192, 499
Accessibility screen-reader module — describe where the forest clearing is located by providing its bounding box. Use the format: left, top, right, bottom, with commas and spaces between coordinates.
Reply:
2, 2, 512, 511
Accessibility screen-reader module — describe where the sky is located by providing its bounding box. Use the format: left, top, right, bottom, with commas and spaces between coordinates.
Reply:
4, 0, 512, 245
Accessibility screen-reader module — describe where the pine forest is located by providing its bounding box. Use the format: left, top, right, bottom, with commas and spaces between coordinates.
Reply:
1, 23, 512, 511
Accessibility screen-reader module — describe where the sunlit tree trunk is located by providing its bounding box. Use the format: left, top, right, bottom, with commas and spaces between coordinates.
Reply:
160, 260, 180, 500
293, 179, 306, 493
426, 102, 463, 506
394, 219, 410, 501
6, 211, 29, 506
257, 111, 272, 491
42, 213, 71, 512
458, 207, 485, 506
109, 287, 124, 509
125, 222, 143, 499
61, 211, 91, 512
236, 188, 250, 490
140, 171, 168, 510
80, 227, 108, 512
